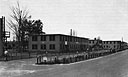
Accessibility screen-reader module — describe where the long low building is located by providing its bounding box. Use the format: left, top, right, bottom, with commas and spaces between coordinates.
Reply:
28, 34, 128, 53
89, 38, 128, 50
29, 34, 89, 53
102, 41, 122, 50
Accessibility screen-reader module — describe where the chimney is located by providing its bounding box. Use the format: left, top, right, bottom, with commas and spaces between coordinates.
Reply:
70, 29, 72, 36
73, 30, 75, 36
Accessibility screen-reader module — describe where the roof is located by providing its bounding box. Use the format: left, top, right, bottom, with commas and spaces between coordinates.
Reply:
29, 34, 89, 40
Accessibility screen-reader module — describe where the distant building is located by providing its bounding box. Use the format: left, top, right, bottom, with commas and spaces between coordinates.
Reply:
89, 38, 102, 46
28, 34, 128, 53
121, 41, 128, 49
89, 38, 103, 51
28, 34, 89, 53
89, 38, 127, 50
102, 41, 122, 50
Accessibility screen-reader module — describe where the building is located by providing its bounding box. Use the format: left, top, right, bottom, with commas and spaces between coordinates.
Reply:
89, 38, 103, 50
120, 41, 128, 49
29, 34, 128, 53
29, 34, 89, 53
102, 41, 122, 50
89, 38, 102, 46
89, 39, 124, 50
88, 37, 128, 50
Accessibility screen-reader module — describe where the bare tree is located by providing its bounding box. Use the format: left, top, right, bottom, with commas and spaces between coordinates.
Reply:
7, 1, 31, 52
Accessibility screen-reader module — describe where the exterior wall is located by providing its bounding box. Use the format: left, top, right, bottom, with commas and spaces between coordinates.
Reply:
121, 42, 128, 49
29, 34, 89, 53
102, 41, 121, 50
29, 34, 126, 53
89, 40, 97, 46
43, 35, 60, 52
29, 35, 39, 52
89, 39, 122, 50
29, 35, 60, 53
89, 39, 102, 46
59, 35, 89, 52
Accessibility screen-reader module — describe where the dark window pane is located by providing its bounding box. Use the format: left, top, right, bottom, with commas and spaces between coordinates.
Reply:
32, 36, 37, 41
60, 44, 62, 49
49, 35, 55, 41
60, 36, 62, 41
49, 44, 55, 50
41, 36, 46, 41
32, 44, 37, 49
41, 44, 46, 49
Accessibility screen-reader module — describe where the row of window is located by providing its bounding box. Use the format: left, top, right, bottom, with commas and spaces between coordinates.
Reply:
89, 41, 96, 44
103, 45, 120, 48
32, 35, 88, 42
32, 35, 55, 41
60, 36, 88, 42
32, 44, 87, 50
102, 41, 119, 44
32, 44, 55, 50
89, 41, 120, 44
60, 44, 79, 50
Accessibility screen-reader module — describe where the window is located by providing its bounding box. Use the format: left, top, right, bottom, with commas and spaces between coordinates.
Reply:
41, 44, 46, 49
50, 44, 55, 49
60, 44, 64, 49
60, 44, 62, 49
103, 41, 105, 44
74, 38, 76, 42
67, 36, 70, 41
60, 36, 62, 41
32, 36, 37, 41
41, 36, 46, 41
108, 42, 110, 44
73, 37, 75, 42
32, 44, 38, 49
65, 36, 67, 41
114, 41, 116, 44
110, 42, 112, 44
63, 36, 65, 41
49, 35, 55, 41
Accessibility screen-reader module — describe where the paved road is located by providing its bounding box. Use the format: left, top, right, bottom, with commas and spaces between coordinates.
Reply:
0, 50, 128, 77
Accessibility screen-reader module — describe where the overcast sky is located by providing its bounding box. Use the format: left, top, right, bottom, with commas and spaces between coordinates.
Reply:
0, 0, 128, 42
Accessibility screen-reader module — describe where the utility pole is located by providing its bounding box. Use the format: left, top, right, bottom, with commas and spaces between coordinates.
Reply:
0, 16, 10, 56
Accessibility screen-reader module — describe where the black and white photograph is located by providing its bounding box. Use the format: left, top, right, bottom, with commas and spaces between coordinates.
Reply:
0, 0, 128, 77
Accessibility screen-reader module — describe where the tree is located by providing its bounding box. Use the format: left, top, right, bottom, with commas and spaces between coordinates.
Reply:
23, 19, 44, 36
7, 1, 45, 52
7, 1, 31, 41
22, 19, 45, 50
7, 1, 31, 52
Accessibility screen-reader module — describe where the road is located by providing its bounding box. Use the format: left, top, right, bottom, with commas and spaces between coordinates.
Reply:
0, 49, 128, 77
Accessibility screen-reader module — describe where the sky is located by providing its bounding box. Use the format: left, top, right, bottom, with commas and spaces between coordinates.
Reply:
0, 0, 128, 42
